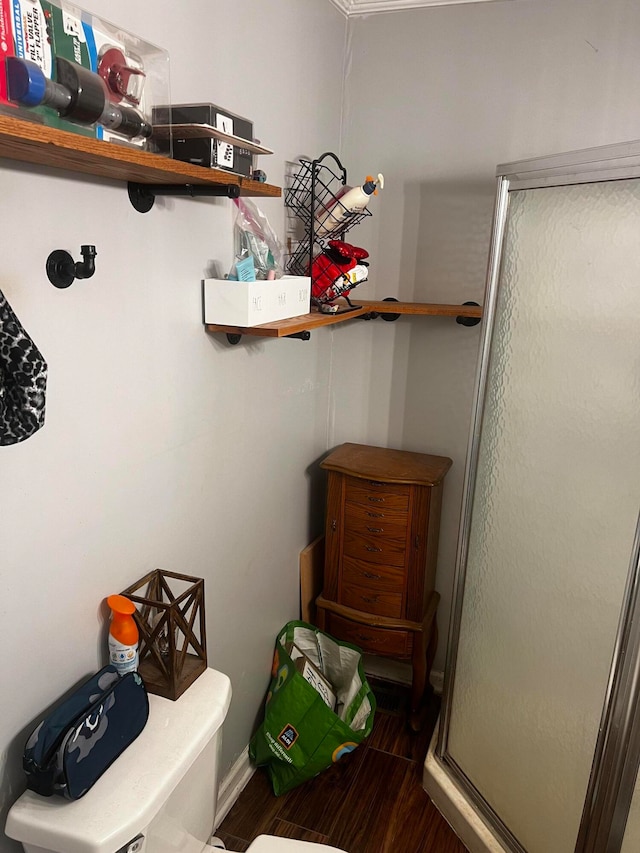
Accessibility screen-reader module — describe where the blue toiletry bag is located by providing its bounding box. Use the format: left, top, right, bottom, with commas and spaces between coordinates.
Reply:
23, 664, 149, 800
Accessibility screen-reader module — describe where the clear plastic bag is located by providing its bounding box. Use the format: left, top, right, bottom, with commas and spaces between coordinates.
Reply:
231, 198, 285, 280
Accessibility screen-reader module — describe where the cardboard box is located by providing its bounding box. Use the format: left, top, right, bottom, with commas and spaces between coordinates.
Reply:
286, 643, 337, 711
203, 276, 311, 327
154, 103, 254, 176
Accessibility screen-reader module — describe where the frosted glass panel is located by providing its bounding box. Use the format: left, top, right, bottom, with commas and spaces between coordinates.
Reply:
448, 180, 640, 852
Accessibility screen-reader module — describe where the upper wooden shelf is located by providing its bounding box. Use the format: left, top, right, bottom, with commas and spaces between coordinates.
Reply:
0, 114, 281, 197
205, 299, 483, 341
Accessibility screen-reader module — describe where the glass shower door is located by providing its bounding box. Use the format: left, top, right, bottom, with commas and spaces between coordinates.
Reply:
622, 779, 640, 852
440, 177, 640, 852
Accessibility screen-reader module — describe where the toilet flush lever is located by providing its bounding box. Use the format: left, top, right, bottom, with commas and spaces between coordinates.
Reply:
116, 835, 144, 853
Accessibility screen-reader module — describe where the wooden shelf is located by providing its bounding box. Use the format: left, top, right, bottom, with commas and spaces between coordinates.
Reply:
0, 114, 281, 197
360, 301, 482, 318
205, 299, 483, 340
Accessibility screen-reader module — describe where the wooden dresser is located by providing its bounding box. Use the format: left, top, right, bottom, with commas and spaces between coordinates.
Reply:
315, 443, 452, 729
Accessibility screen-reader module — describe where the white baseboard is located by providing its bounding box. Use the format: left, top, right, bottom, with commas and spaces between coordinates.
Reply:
363, 655, 444, 697
215, 747, 256, 829
363, 654, 412, 685
431, 669, 444, 696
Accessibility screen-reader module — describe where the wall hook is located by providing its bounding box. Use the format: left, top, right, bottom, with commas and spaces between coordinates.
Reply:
47, 245, 97, 288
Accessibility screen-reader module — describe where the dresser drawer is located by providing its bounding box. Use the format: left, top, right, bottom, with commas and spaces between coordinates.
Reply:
343, 527, 407, 566
345, 477, 410, 514
342, 555, 405, 592
345, 501, 408, 533
325, 612, 413, 658
340, 578, 403, 618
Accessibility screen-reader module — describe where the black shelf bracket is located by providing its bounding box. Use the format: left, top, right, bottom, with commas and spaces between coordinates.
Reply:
128, 182, 241, 213
360, 297, 400, 322
456, 301, 482, 327
225, 330, 311, 346
379, 297, 401, 322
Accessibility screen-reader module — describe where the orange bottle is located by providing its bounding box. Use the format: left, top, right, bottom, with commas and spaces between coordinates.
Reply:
107, 594, 139, 675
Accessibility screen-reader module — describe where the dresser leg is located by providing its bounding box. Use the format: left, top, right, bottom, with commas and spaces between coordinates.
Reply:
427, 618, 438, 679
409, 627, 428, 732
409, 614, 439, 732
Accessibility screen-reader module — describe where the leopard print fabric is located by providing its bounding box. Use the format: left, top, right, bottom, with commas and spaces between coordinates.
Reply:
0, 290, 47, 445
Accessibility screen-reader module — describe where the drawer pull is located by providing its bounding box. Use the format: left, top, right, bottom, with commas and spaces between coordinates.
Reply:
366, 511, 384, 518
357, 634, 375, 643
366, 546, 382, 552
369, 480, 385, 487
368, 497, 384, 503
363, 571, 381, 579
362, 595, 379, 604
367, 526, 383, 533
331, 519, 337, 531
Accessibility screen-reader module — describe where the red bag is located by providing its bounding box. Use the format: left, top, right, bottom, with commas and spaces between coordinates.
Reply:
310, 241, 369, 305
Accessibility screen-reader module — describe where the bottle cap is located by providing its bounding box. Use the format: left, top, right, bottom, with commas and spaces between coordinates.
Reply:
107, 594, 136, 615
363, 173, 384, 195
6, 57, 47, 107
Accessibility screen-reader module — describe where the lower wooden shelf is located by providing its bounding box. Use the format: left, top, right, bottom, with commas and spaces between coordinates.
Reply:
359, 301, 482, 318
204, 299, 483, 340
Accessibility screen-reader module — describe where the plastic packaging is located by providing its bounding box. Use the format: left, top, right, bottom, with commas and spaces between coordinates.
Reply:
230, 198, 285, 280
315, 173, 384, 237
0, 0, 170, 151
6, 57, 152, 139
107, 594, 139, 675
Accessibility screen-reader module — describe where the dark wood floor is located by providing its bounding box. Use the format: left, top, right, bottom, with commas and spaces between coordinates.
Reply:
217, 680, 468, 852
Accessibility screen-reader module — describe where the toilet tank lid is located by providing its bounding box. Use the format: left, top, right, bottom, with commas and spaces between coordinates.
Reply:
5, 668, 232, 853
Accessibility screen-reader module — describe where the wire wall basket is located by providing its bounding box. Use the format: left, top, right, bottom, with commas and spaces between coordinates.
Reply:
285, 152, 372, 287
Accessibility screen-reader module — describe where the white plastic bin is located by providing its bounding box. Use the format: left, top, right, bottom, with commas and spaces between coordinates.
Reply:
202, 276, 311, 326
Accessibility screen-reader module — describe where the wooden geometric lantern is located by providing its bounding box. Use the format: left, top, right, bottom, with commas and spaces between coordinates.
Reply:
121, 569, 207, 701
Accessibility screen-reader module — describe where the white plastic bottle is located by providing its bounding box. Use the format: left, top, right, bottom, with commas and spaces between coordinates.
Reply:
315, 173, 384, 237
107, 594, 139, 675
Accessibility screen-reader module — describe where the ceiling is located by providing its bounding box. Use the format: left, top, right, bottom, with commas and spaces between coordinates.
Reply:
329, 0, 511, 15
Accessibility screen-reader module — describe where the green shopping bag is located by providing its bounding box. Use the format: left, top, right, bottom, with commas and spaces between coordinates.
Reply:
249, 621, 376, 795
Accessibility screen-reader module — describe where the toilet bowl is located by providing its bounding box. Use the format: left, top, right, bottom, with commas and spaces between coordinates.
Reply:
5, 668, 346, 853
244, 839, 346, 851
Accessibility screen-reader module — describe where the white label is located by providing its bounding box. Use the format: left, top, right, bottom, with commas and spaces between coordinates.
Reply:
215, 113, 234, 169
109, 636, 139, 675
13, 1, 51, 74
61, 11, 85, 41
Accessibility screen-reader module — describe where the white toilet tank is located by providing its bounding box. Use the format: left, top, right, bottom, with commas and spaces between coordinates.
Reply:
5, 668, 232, 853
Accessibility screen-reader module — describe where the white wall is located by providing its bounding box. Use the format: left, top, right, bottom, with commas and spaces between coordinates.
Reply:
0, 2, 347, 848
338, 0, 640, 672
6, 0, 640, 845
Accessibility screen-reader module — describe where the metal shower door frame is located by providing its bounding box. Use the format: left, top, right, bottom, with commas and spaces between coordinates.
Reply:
436, 139, 640, 853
